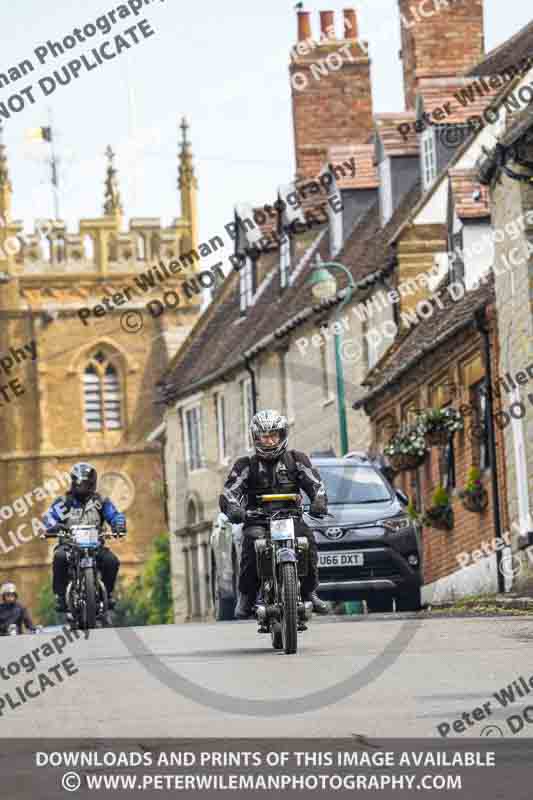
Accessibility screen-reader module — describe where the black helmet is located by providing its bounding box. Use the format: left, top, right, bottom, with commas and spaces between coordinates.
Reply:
250, 409, 288, 461
70, 462, 97, 500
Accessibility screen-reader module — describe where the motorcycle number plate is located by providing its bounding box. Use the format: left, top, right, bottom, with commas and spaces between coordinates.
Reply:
80, 557, 94, 568
72, 526, 99, 547
270, 518, 295, 541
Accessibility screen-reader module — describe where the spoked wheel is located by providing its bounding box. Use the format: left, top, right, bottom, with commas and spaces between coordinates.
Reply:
280, 562, 298, 654
82, 569, 97, 630
271, 622, 283, 650
98, 580, 110, 627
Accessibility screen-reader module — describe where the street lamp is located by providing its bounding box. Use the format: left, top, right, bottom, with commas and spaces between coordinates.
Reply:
307, 260, 355, 456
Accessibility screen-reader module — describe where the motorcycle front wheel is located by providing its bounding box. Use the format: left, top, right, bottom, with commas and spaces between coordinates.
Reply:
81, 569, 97, 630
281, 562, 298, 654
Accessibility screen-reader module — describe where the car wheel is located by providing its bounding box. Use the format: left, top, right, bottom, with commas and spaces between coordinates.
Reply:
367, 595, 394, 613
396, 587, 422, 612
211, 559, 236, 621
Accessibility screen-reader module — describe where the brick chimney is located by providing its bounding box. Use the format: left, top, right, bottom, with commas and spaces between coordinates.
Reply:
290, 9, 373, 183
398, 0, 485, 110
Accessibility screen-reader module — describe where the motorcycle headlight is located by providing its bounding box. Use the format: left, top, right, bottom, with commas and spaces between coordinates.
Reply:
378, 516, 411, 533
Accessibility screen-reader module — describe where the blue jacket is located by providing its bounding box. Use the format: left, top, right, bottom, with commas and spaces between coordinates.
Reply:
43, 492, 125, 532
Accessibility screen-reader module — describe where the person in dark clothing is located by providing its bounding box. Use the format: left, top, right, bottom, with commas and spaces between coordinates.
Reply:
0, 582, 35, 634
42, 463, 126, 612
220, 409, 329, 619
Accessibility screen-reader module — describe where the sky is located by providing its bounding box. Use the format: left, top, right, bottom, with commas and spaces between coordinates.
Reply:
1, 0, 532, 274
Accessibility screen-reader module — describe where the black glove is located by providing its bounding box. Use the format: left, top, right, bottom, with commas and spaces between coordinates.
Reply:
226, 505, 246, 524
310, 498, 327, 517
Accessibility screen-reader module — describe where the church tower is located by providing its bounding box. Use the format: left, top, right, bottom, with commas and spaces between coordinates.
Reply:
0, 119, 201, 617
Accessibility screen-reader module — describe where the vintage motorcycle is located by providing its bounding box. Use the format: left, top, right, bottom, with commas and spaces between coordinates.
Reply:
248, 493, 320, 655
45, 524, 115, 630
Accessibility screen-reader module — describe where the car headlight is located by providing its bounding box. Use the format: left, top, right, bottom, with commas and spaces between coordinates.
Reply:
378, 516, 411, 533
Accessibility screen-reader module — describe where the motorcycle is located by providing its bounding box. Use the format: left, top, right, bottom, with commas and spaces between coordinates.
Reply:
248, 493, 318, 655
45, 524, 116, 631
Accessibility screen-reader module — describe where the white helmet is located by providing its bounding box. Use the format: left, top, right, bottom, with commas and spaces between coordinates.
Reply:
250, 409, 288, 461
1, 582, 17, 599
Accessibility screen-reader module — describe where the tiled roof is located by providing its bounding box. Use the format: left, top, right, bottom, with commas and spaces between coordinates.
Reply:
353, 273, 495, 408
467, 19, 533, 78
327, 144, 379, 188
449, 168, 490, 218
418, 77, 502, 125
160, 181, 422, 403
375, 113, 418, 158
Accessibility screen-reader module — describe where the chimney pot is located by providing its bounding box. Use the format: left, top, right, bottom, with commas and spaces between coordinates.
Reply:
297, 11, 312, 42
343, 9, 358, 40
320, 10, 335, 39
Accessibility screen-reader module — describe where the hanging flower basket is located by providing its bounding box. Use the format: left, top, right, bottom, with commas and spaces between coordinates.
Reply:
423, 505, 455, 531
459, 467, 488, 513
425, 429, 450, 447
389, 452, 426, 472
460, 490, 488, 513
418, 407, 464, 449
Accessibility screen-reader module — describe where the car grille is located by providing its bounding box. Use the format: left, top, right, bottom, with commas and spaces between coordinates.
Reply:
319, 564, 402, 582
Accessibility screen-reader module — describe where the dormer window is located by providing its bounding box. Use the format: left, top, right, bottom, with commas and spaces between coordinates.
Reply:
378, 156, 393, 226
421, 128, 437, 190
239, 254, 257, 313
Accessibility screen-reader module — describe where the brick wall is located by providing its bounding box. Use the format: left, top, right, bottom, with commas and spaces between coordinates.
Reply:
398, 0, 485, 110
290, 10, 374, 183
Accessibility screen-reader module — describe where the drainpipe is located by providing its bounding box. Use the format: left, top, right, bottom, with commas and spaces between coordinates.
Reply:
244, 357, 258, 415
474, 307, 505, 593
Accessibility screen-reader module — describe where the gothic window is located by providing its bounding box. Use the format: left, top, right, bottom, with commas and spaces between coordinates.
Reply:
136, 234, 146, 261
83, 234, 94, 261
187, 498, 198, 526
151, 233, 160, 258
83, 350, 122, 432
56, 235, 66, 263
107, 234, 118, 262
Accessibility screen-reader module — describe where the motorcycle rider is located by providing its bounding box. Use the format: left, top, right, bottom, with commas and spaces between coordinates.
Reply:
0, 582, 36, 634
42, 463, 126, 612
220, 409, 329, 619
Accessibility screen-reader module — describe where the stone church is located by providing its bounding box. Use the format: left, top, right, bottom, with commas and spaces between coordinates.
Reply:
0, 118, 201, 617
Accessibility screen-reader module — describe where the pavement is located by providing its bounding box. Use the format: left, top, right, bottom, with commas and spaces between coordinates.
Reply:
1, 612, 532, 738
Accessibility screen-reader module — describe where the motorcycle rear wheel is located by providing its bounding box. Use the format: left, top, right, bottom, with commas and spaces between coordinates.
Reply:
281, 562, 298, 655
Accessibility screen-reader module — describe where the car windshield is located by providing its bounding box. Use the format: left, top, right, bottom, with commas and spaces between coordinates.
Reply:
314, 465, 392, 505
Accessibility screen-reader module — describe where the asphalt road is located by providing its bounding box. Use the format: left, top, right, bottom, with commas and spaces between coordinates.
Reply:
1, 613, 533, 739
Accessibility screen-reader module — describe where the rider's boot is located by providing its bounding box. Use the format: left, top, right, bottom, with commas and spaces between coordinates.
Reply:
235, 593, 254, 619
303, 591, 329, 615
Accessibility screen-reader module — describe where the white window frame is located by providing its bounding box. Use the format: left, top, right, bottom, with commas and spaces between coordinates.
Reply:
421, 128, 437, 190
239, 255, 256, 312
378, 157, 393, 226
183, 404, 204, 473
240, 377, 254, 451
215, 392, 228, 464
280, 235, 291, 289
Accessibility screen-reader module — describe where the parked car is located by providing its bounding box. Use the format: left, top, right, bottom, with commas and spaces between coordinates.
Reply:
210, 456, 422, 618
308, 457, 422, 611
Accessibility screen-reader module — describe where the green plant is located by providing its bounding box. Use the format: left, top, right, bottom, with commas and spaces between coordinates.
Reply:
406, 501, 421, 522
431, 485, 450, 508
113, 533, 173, 627
463, 467, 483, 494
418, 407, 464, 435
384, 426, 427, 459
35, 579, 60, 627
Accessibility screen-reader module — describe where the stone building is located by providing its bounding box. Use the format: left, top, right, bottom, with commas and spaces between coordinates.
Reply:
0, 118, 201, 618
156, 2, 500, 621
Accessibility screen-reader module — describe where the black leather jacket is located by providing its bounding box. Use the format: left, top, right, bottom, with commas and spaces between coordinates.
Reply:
0, 601, 35, 633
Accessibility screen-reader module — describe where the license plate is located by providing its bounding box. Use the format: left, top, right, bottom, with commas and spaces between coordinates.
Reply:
270, 518, 295, 541
71, 526, 99, 547
319, 550, 364, 568
80, 557, 94, 568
